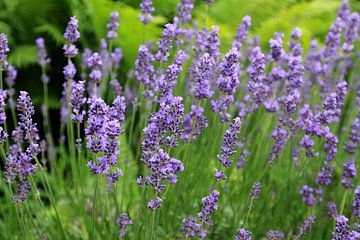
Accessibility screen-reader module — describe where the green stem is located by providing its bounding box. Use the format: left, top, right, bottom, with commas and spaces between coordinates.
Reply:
33, 155, 67, 239
7, 183, 27, 237
92, 174, 100, 239
340, 189, 349, 215
150, 210, 156, 240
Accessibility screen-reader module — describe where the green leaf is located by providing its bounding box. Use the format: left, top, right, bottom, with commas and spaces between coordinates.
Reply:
7, 44, 37, 68
34, 23, 65, 45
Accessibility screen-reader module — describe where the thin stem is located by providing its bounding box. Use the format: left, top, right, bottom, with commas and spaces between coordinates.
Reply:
244, 198, 254, 226
33, 155, 67, 239
150, 210, 156, 240
7, 183, 27, 237
92, 174, 100, 240
340, 189, 349, 215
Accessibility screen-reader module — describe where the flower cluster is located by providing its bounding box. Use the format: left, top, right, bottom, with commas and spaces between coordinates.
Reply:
181, 105, 208, 142
107, 12, 120, 40
139, 0, 154, 25
116, 213, 132, 238
216, 117, 241, 167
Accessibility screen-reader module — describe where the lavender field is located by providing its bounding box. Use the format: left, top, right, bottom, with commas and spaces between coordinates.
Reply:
1, 0, 360, 239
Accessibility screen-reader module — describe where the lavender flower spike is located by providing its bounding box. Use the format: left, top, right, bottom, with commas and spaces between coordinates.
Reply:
352, 186, 360, 219
87, 52, 103, 84
235, 228, 252, 240
0, 33, 10, 66
70, 81, 86, 123
155, 23, 176, 63
177, 0, 194, 24
64, 16, 80, 43
35, 37, 51, 67
233, 16, 252, 50
135, 45, 155, 87
217, 117, 241, 167
342, 159, 356, 188
332, 215, 350, 239
116, 213, 132, 238
107, 11, 120, 40
139, 0, 154, 25
293, 216, 316, 240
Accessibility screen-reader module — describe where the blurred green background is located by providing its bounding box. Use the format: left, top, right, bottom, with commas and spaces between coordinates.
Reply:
1, 0, 359, 108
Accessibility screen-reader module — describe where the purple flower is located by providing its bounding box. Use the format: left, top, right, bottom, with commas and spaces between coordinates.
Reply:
155, 23, 176, 63
17, 91, 39, 143
214, 169, 227, 181
148, 196, 162, 210
135, 45, 155, 87
299, 135, 315, 157
322, 128, 338, 162
344, 116, 360, 155
142, 148, 184, 192
250, 182, 262, 200
342, 159, 356, 188
235, 228, 252, 240
198, 190, 220, 223
70, 81, 86, 123
116, 213, 132, 238
64, 16, 80, 43
192, 53, 214, 99
81, 48, 92, 79
5, 65, 17, 88
233, 16, 251, 50
337, 0, 350, 21
353, 186, 360, 219
327, 201, 338, 219
87, 52, 103, 84
142, 96, 184, 153
181, 105, 208, 142
63, 44, 78, 58
181, 216, 205, 239
107, 11, 120, 40
236, 149, 249, 169
217, 47, 241, 95
0, 90, 7, 142
158, 50, 187, 98
5, 92, 41, 204
110, 80, 122, 96
0, 33, 9, 65
316, 164, 333, 186
85, 97, 108, 154
286, 55, 304, 95
177, 0, 194, 24
332, 215, 350, 240
266, 230, 284, 240
343, 13, 360, 54
193, 29, 208, 59
300, 185, 315, 206
291, 27, 302, 41
268, 126, 288, 164
35, 38, 51, 67
324, 17, 344, 58
63, 61, 77, 80
205, 26, 220, 58
217, 117, 241, 167
247, 47, 267, 105
139, 0, 154, 25
111, 47, 123, 71
264, 98, 280, 113
294, 216, 316, 240
13, 181, 31, 204
269, 32, 284, 61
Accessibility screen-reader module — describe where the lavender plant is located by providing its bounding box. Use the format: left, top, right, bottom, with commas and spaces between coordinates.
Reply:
1, 0, 360, 239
